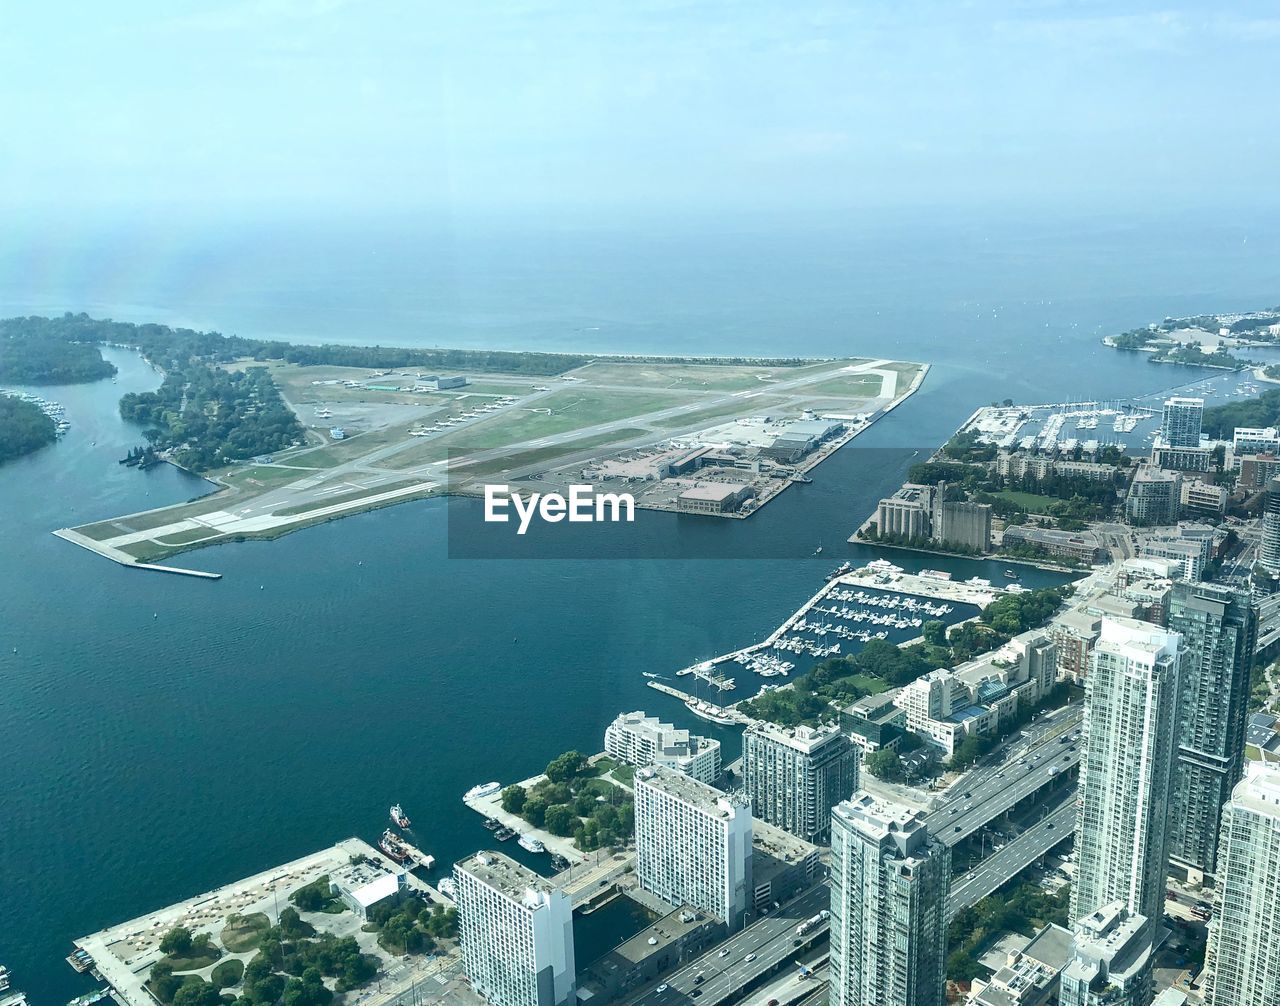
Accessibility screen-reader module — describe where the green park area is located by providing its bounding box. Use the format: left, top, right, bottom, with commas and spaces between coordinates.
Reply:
501, 750, 634, 851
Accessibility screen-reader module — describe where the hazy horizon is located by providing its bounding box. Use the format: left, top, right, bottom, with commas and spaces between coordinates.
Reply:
3, 1, 1279, 219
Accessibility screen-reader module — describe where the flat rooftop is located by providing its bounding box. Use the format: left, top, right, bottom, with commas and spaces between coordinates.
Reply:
636, 766, 747, 816
678, 483, 748, 502
458, 850, 561, 902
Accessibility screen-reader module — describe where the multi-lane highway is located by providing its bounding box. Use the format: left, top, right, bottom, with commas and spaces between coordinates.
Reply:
926, 704, 1082, 847
628, 885, 831, 1006
950, 795, 1076, 910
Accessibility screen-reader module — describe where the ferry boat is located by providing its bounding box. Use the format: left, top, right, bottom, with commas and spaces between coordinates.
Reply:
437, 877, 457, 899
518, 835, 546, 854
465, 782, 501, 801
379, 828, 413, 864
390, 804, 411, 829
1003, 569, 1020, 579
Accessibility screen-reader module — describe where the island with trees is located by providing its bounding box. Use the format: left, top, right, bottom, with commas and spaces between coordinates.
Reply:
1103, 306, 1280, 370
0, 318, 117, 383
0, 394, 58, 463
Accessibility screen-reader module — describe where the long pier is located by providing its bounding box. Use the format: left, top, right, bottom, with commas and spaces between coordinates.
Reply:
52, 529, 222, 579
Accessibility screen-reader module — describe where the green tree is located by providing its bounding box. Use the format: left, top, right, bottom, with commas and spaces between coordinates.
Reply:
922, 620, 946, 647
172, 980, 222, 1006
160, 926, 194, 956
866, 749, 905, 782
544, 804, 577, 836
545, 750, 586, 783
501, 784, 526, 814
523, 796, 548, 827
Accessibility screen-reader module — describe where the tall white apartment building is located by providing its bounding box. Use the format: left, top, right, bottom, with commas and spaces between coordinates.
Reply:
1060, 902, 1154, 1006
1204, 762, 1280, 1006
743, 721, 859, 844
1072, 617, 1184, 930
634, 765, 752, 931
1161, 396, 1204, 448
604, 711, 722, 784
455, 851, 575, 1006
829, 792, 950, 1006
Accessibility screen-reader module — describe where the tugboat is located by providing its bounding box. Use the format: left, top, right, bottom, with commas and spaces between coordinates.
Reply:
482, 817, 501, 831
379, 829, 413, 864
494, 826, 516, 842
390, 804, 412, 829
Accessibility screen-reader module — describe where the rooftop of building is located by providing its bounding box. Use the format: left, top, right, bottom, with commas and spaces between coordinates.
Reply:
834, 790, 933, 856
752, 818, 821, 867
587, 901, 713, 972
1023, 922, 1074, 971
678, 483, 749, 502
636, 765, 747, 817
746, 720, 845, 751
458, 850, 563, 904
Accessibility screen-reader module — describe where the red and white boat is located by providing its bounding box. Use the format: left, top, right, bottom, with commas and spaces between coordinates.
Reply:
390, 803, 411, 829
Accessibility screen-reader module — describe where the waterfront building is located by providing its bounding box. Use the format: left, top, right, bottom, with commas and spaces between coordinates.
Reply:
1060, 902, 1154, 1006
876, 483, 933, 539
829, 792, 949, 1006
1166, 582, 1257, 882
604, 711, 721, 784
329, 861, 405, 921
676, 483, 751, 514
1203, 762, 1280, 1006
743, 721, 858, 844
1126, 466, 1181, 525
933, 490, 993, 553
1072, 618, 1183, 929
1001, 525, 1107, 563
634, 766, 752, 931
455, 851, 575, 1006
1260, 475, 1280, 574
1161, 397, 1204, 449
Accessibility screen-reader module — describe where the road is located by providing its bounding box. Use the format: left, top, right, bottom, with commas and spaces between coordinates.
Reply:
628, 885, 831, 1006
926, 705, 1081, 847
949, 796, 1076, 911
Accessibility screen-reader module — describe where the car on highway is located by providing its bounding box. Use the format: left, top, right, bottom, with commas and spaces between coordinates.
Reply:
691, 992, 702, 999
745, 953, 757, 963
718, 948, 730, 957
694, 975, 704, 985
656, 985, 668, 994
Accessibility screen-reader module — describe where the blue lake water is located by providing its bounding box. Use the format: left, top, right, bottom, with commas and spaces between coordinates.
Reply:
1, 207, 1279, 1000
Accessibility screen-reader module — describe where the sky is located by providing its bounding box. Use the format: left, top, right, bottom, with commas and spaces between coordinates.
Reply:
1, 1, 1278, 219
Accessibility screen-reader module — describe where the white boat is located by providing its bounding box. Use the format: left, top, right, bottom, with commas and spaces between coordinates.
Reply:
465, 782, 501, 801
437, 877, 457, 899
518, 835, 546, 853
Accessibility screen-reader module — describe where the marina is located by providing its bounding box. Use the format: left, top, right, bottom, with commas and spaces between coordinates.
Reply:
1, 390, 72, 436
651, 559, 995, 709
